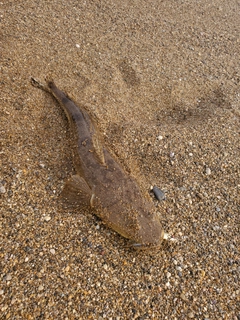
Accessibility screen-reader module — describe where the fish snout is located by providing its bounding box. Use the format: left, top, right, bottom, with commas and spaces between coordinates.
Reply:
131, 224, 165, 250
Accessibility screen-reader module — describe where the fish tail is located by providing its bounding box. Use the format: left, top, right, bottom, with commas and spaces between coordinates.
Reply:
46, 80, 70, 106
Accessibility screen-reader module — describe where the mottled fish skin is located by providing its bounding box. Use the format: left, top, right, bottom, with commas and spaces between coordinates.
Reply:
32, 78, 165, 249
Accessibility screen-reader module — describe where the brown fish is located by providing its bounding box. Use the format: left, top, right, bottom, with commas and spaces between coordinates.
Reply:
31, 77, 166, 249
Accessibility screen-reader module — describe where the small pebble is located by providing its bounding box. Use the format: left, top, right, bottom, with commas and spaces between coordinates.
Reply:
0, 185, 6, 194
0, 290, 4, 295
180, 293, 188, 301
205, 167, 211, 175
170, 152, 175, 158
44, 216, 51, 222
50, 249, 55, 254
76, 44, 80, 48
157, 135, 163, 140
38, 285, 44, 291
65, 265, 70, 272
152, 186, 166, 201
6, 274, 12, 281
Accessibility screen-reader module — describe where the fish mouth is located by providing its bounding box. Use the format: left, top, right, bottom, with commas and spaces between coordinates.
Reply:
131, 231, 165, 250
131, 242, 162, 250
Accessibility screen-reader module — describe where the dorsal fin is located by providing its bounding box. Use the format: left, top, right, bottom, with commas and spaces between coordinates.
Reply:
81, 108, 106, 166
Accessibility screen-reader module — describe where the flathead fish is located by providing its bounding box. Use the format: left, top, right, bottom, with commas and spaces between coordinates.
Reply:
31, 78, 166, 249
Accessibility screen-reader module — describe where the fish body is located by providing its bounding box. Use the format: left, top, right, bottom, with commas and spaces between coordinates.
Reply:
32, 79, 165, 249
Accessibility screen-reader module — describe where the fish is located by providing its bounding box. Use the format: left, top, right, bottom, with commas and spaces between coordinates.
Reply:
31, 77, 166, 249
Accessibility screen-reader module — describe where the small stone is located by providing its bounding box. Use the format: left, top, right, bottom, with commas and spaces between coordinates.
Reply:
0, 290, 4, 295
189, 153, 193, 157
76, 44, 80, 48
0, 185, 6, 194
205, 167, 211, 175
65, 265, 70, 272
157, 135, 163, 140
180, 293, 188, 301
170, 152, 175, 158
166, 272, 171, 278
38, 285, 44, 291
50, 249, 55, 254
152, 186, 165, 201
39, 163, 45, 168
44, 216, 51, 222
6, 274, 12, 281
188, 312, 194, 318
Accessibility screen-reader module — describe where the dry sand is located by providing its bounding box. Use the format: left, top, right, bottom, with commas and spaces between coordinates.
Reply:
1, 0, 239, 319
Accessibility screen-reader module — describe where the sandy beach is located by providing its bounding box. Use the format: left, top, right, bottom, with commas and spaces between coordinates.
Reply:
1, 0, 239, 319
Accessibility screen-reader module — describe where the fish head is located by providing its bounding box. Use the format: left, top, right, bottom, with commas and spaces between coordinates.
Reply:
130, 210, 165, 250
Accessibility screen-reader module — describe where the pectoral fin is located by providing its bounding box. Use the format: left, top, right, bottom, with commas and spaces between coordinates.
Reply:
60, 175, 93, 208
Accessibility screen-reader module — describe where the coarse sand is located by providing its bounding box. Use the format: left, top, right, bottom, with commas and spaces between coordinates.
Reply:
1, 1, 239, 319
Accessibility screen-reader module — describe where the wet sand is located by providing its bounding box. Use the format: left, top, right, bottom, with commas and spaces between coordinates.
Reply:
1, 1, 239, 319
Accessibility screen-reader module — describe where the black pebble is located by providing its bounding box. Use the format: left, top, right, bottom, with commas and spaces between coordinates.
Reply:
152, 186, 165, 201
